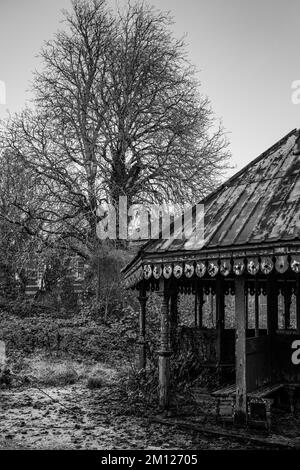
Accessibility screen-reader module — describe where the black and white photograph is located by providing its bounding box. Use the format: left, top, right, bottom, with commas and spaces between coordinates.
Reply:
1, 0, 300, 458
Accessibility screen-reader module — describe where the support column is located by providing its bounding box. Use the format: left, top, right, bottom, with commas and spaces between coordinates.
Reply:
234, 276, 247, 425
137, 286, 148, 370
297, 277, 300, 335
170, 288, 178, 352
198, 286, 204, 328
255, 277, 260, 337
157, 281, 172, 409
267, 274, 278, 335
194, 287, 198, 327
245, 290, 249, 331
267, 273, 278, 382
216, 275, 225, 366
284, 282, 292, 330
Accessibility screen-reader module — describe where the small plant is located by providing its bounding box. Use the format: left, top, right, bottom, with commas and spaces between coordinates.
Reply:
38, 364, 78, 387
87, 376, 105, 389
0, 367, 12, 388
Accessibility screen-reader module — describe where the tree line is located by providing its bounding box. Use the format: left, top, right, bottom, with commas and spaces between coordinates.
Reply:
0, 0, 230, 289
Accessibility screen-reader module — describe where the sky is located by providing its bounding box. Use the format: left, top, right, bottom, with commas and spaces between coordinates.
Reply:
0, 0, 300, 176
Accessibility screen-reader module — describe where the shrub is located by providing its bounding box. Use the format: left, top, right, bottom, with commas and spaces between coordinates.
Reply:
86, 376, 105, 389
35, 363, 79, 387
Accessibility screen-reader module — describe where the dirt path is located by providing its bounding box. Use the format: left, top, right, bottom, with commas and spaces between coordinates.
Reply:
0, 384, 260, 450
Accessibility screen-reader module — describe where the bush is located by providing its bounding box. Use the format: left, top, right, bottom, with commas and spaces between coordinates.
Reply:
0, 262, 20, 301
0, 309, 139, 365
0, 367, 12, 388
86, 376, 105, 389
39, 365, 78, 386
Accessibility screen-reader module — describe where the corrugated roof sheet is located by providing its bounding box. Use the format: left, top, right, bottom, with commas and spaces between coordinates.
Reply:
146, 129, 300, 251
123, 129, 300, 275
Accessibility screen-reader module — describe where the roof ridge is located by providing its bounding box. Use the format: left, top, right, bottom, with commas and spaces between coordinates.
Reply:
200, 128, 298, 206
122, 128, 299, 274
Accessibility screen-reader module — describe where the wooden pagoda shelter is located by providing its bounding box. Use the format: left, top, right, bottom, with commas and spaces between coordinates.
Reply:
122, 128, 300, 427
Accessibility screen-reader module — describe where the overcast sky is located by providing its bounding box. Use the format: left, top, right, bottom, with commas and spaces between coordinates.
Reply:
0, 0, 300, 175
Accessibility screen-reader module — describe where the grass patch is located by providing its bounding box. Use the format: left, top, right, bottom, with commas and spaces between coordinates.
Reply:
39, 365, 79, 386
7, 354, 119, 388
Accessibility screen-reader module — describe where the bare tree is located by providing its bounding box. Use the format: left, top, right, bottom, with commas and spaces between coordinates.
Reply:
0, 149, 42, 288
1, 0, 230, 255
103, 2, 230, 206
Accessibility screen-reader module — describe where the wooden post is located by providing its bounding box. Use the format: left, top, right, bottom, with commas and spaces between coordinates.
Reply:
170, 289, 178, 352
234, 276, 247, 425
137, 285, 148, 370
255, 277, 259, 337
245, 289, 249, 331
198, 286, 204, 328
216, 275, 225, 366
158, 280, 171, 409
267, 273, 278, 382
297, 277, 300, 335
267, 274, 278, 335
194, 287, 198, 327
284, 282, 292, 330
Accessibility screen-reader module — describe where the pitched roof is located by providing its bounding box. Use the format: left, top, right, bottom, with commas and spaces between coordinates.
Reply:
123, 128, 300, 277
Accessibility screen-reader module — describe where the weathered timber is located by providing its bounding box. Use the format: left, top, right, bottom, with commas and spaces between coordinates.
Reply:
216, 275, 225, 366
234, 276, 247, 425
255, 277, 259, 337
170, 289, 178, 352
137, 284, 148, 370
157, 279, 172, 409
296, 277, 300, 335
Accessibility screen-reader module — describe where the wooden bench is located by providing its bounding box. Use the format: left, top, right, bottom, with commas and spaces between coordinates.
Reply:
212, 383, 285, 429
285, 383, 300, 414
212, 384, 236, 422
247, 383, 284, 430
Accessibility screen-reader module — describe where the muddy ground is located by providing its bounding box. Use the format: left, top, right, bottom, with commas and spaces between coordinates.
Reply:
11, 382, 297, 451
1, 356, 297, 450
0, 383, 268, 450
0, 355, 267, 452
